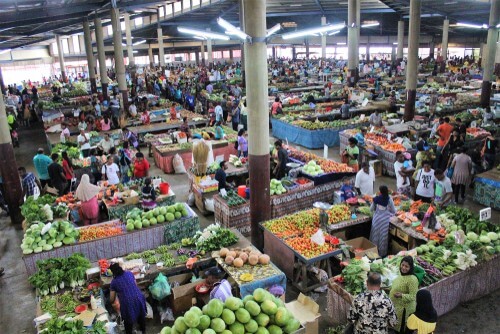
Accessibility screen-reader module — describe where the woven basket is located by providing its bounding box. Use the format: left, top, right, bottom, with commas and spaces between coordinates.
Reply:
123, 195, 140, 205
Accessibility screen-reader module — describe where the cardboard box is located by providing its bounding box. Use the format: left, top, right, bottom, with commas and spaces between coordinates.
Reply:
396, 228, 409, 243
369, 159, 382, 177
168, 273, 205, 315
345, 237, 378, 258
391, 239, 407, 254
285, 293, 321, 334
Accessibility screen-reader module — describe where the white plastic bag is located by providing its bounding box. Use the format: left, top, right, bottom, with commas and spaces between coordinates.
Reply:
158, 306, 175, 324
172, 154, 187, 174
146, 302, 153, 319
310, 229, 325, 246
187, 192, 195, 206
204, 198, 215, 212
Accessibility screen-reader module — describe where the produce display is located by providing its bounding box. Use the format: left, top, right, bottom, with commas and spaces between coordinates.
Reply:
229, 154, 245, 167
125, 203, 190, 231
21, 220, 79, 254
263, 205, 351, 259
221, 190, 247, 206
40, 291, 80, 316
270, 178, 287, 195
124, 244, 200, 266
287, 146, 353, 173
219, 247, 271, 268
193, 223, 238, 252
466, 127, 490, 139
301, 160, 324, 176
275, 115, 367, 130
28, 253, 90, 295
41, 318, 107, 334
78, 221, 125, 242
51, 142, 81, 160
21, 194, 57, 225
38, 100, 64, 110
161, 288, 301, 334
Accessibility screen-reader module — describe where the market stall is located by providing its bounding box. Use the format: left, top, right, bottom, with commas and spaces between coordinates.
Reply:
474, 168, 500, 210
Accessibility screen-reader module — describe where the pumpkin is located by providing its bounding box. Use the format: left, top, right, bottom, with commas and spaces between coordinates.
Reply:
248, 254, 259, 266
220, 248, 229, 257
258, 254, 270, 265
239, 252, 248, 263
225, 256, 234, 265
233, 258, 244, 268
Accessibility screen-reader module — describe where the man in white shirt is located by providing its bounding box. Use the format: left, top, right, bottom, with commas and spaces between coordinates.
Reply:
97, 133, 115, 154
129, 102, 138, 117
355, 162, 375, 196
60, 123, 70, 143
77, 129, 91, 158
414, 161, 435, 203
101, 156, 121, 185
433, 168, 453, 208
214, 102, 223, 123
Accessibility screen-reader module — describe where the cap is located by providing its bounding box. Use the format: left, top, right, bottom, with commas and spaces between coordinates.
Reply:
204, 267, 223, 278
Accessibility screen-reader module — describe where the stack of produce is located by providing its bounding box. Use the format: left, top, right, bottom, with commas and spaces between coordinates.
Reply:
219, 247, 270, 267
466, 127, 490, 139
161, 288, 301, 334
125, 244, 200, 266
270, 179, 287, 195
229, 154, 244, 167
221, 190, 247, 206
287, 147, 353, 173
301, 160, 324, 176
125, 203, 190, 231
193, 223, 238, 252
78, 221, 125, 242
21, 220, 78, 254
28, 253, 90, 295
51, 143, 81, 160
21, 194, 57, 225
40, 318, 107, 334
263, 205, 350, 259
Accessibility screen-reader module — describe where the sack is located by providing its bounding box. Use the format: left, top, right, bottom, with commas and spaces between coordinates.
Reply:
446, 166, 454, 178
204, 198, 215, 212
149, 273, 171, 301
341, 151, 349, 164
276, 106, 283, 114
172, 154, 187, 174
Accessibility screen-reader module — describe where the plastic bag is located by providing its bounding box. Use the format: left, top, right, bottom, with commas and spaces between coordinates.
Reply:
146, 302, 154, 319
158, 306, 175, 324
149, 273, 171, 301
310, 229, 325, 246
173, 154, 187, 174
105, 322, 117, 334
204, 198, 215, 212
187, 192, 195, 206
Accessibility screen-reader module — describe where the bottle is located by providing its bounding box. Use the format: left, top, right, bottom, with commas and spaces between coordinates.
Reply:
90, 294, 97, 310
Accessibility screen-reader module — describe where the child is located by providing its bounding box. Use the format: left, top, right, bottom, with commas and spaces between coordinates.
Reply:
402, 152, 415, 186
141, 177, 157, 211
340, 179, 356, 202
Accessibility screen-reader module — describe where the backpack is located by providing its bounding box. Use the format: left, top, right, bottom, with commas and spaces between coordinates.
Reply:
120, 153, 131, 167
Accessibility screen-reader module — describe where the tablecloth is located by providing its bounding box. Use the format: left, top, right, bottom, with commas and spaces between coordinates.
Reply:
474, 169, 500, 210
271, 118, 343, 148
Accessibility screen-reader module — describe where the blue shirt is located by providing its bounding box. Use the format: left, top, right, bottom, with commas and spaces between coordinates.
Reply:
354, 133, 365, 147
33, 154, 52, 180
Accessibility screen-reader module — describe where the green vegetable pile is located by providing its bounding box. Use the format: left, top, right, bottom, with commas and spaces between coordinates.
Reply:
28, 253, 90, 295
41, 318, 106, 334
51, 142, 80, 160
21, 195, 56, 225
194, 223, 238, 252
21, 220, 78, 254
40, 291, 79, 316
222, 190, 247, 207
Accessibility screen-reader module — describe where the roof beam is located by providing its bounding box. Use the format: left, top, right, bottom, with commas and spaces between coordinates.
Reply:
266, 8, 395, 17
314, 0, 326, 16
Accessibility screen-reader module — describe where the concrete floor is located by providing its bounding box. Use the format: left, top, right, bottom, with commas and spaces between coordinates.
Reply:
0, 122, 498, 333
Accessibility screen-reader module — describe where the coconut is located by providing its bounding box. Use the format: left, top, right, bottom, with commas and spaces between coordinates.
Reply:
239, 252, 249, 263
225, 256, 235, 265
248, 254, 259, 266
220, 248, 229, 257
258, 254, 270, 265
233, 258, 244, 268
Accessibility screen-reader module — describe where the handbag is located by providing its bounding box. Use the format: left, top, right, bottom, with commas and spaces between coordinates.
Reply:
446, 166, 454, 178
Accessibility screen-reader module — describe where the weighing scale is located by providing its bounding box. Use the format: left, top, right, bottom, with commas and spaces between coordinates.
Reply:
313, 202, 332, 230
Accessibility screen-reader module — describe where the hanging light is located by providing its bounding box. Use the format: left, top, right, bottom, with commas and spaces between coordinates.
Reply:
217, 17, 250, 40
133, 40, 147, 46
178, 27, 230, 40
282, 23, 345, 39
266, 24, 282, 37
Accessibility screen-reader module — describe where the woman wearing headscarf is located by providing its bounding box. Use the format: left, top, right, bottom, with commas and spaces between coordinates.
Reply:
75, 174, 100, 225
390, 256, 419, 333
369, 185, 396, 257
405, 289, 437, 334
109, 263, 147, 334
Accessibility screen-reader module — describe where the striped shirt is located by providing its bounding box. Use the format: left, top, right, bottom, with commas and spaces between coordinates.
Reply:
209, 279, 232, 302
21, 173, 38, 197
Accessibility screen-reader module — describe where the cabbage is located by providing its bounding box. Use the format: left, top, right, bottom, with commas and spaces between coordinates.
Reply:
487, 232, 498, 242
479, 235, 491, 244
466, 232, 478, 241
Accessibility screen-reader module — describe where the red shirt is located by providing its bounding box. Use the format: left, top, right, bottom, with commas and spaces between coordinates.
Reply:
133, 159, 150, 178
437, 123, 454, 147
62, 159, 73, 180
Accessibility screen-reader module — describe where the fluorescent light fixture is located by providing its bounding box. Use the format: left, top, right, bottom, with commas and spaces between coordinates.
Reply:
456, 22, 486, 29
133, 50, 139, 53
121, 43, 127, 46
361, 22, 379, 28
282, 23, 345, 39
0, 49, 11, 55
337, 42, 346, 45
217, 17, 249, 40
290, 4, 302, 6
393, 42, 398, 45
328, 30, 341, 36
497, 23, 500, 28
266, 24, 281, 37
133, 40, 146, 46
178, 26, 230, 40
444, 1, 457, 4
193, 36, 207, 40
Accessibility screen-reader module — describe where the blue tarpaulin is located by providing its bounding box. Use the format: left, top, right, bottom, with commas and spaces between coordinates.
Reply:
271, 118, 342, 149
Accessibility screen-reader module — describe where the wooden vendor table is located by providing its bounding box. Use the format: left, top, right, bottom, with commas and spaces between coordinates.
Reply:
473, 169, 500, 210
103, 189, 176, 220
153, 141, 237, 174
22, 204, 200, 275
215, 176, 353, 236
326, 254, 500, 325
389, 218, 428, 250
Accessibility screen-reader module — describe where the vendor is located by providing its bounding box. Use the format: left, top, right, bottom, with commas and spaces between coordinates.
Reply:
141, 177, 157, 211
340, 98, 350, 120
433, 168, 453, 208
122, 127, 139, 151
75, 174, 100, 225
273, 140, 288, 180
205, 267, 233, 302
369, 110, 383, 127
97, 133, 115, 154
180, 117, 192, 139
133, 152, 150, 179
109, 263, 147, 334
60, 123, 70, 143
214, 121, 226, 140
215, 161, 231, 191
77, 129, 91, 158
343, 138, 360, 172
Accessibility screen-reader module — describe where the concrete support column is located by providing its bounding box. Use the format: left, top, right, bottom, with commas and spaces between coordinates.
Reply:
67, 37, 75, 54
157, 28, 165, 69
94, 17, 108, 99
495, 33, 500, 76
229, 49, 234, 62
239, 0, 245, 80
404, 0, 421, 121
0, 67, 5, 95
305, 38, 310, 59
321, 16, 327, 60
148, 45, 154, 67
195, 49, 200, 65
347, 0, 359, 86
272, 46, 276, 61
429, 40, 435, 59
366, 42, 370, 61
200, 42, 205, 66
440, 19, 449, 72
207, 32, 213, 66
124, 13, 135, 66
83, 19, 97, 94
292, 46, 296, 60
243, 0, 270, 250
481, 0, 499, 106
0, 91, 23, 224
356, 0, 361, 65
56, 35, 67, 82
397, 20, 404, 61
110, 6, 129, 113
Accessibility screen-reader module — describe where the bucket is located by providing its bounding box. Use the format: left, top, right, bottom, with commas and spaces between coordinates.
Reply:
237, 185, 247, 198
159, 182, 170, 195
245, 188, 250, 199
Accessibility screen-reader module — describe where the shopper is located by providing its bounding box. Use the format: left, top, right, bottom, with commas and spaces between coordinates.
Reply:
270, 96, 282, 115
369, 185, 396, 257
101, 115, 112, 131
89, 149, 102, 184
405, 290, 437, 334
61, 151, 75, 193
60, 123, 70, 143
109, 263, 147, 334
102, 155, 121, 185
450, 146, 472, 204
33, 148, 53, 188
355, 127, 367, 148
273, 140, 288, 180
237, 129, 248, 158
75, 174, 100, 225
343, 137, 360, 172
433, 169, 453, 208
118, 149, 132, 184
18, 167, 42, 200
355, 162, 375, 196
77, 129, 91, 158
414, 161, 435, 203
48, 153, 67, 196
394, 151, 412, 197
180, 117, 192, 139
231, 100, 241, 131
141, 177, 157, 211
435, 117, 453, 169
340, 98, 350, 119
214, 121, 226, 140
390, 256, 419, 333
214, 102, 223, 123
97, 133, 115, 154
347, 272, 397, 334
481, 132, 497, 170
122, 128, 139, 151
442, 128, 463, 168
133, 152, 150, 179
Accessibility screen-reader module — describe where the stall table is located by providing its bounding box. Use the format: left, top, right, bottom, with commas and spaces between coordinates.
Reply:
473, 169, 500, 210
22, 204, 199, 275
104, 189, 176, 220
326, 255, 500, 325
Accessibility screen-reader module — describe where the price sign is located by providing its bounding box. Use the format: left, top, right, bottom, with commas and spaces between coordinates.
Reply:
479, 207, 491, 221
